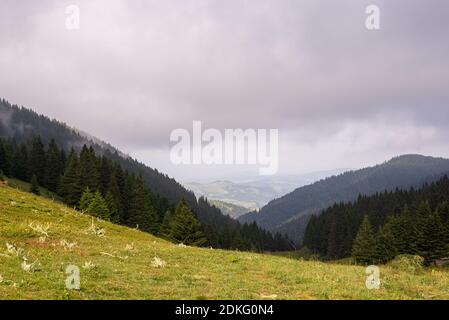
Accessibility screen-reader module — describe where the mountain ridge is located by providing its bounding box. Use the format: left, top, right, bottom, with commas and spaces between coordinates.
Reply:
239, 154, 449, 244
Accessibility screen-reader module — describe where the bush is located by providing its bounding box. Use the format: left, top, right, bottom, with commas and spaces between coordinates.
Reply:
389, 254, 424, 273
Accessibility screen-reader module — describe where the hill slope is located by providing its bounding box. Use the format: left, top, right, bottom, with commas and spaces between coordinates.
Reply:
1, 183, 449, 300
239, 155, 449, 244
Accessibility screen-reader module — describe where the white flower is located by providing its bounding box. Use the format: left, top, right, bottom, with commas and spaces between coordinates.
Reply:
60, 239, 77, 250
151, 256, 166, 268
82, 261, 96, 270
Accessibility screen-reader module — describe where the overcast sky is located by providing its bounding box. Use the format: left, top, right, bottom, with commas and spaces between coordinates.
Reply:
1, 0, 449, 182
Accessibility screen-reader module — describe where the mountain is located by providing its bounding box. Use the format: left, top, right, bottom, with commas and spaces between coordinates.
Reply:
1, 183, 448, 299
184, 169, 348, 212
239, 155, 449, 244
208, 199, 250, 219
0, 98, 291, 251
303, 174, 449, 262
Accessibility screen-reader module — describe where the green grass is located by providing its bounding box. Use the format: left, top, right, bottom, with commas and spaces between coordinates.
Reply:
1, 182, 449, 300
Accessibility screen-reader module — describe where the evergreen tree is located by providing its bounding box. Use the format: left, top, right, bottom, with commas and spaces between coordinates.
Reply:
87, 191, 110, 220
28, 136, 46, 184
0, 139, 11, 176
416, 210, 448, 265
376, 223, 398, 263
44, 139, 63, 192
352, 216, 377, 265
0, 169, 5, 181
79, 187, 94, 212
59, 150, 82, 206
127, 176, 159, 234
105, 175, 121, 223
78, 145, 99, 191
11, 145, 29, 181
30, 174, 40, 195
166, 200, 207, 246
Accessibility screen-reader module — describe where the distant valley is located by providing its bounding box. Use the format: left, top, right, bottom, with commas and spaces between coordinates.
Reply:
183, 169, 348, 218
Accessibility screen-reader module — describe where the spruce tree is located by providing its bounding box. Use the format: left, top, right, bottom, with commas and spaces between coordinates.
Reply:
11, 145, 29, 181
416, 210, 448, 265
30, 174, 40, 195
79, 187, 94, 212
0, 139, 11, 176
28, 136, 46, 184
127, 177, 159, 234
78, 145, 99, 191
59, 150, 82, 206
44, 139, 63, 192
352, 216, 377, 265
166, 200, 206, 246
376, 223, 398, 263
87, 191, 110, 220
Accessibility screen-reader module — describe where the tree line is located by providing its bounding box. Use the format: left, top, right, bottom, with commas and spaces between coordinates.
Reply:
303, 176, 449, 265
0, 136, 292, 251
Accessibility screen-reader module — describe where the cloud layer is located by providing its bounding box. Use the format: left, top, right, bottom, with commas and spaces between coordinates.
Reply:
1, 0, 448, 180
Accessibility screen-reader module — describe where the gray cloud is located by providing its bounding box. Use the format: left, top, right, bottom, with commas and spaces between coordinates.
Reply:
1, 0, 448, 180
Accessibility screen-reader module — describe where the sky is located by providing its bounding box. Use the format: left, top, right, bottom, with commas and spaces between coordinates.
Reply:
1, 0, 449, 182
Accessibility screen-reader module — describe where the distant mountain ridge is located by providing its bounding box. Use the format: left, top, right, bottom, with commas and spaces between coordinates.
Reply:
184, 169, 348, 212
239, 154, 449, 244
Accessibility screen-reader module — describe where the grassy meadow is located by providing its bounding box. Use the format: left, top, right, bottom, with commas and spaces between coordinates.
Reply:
1, 182, 448, 300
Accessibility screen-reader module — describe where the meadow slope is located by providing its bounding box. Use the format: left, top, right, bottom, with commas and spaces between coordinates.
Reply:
0, 183, 448, 300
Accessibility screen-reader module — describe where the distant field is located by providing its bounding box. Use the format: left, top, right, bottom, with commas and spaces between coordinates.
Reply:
1, 183, 448, 300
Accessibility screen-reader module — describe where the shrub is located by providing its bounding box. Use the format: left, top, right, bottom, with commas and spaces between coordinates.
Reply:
389, 254, 424, 273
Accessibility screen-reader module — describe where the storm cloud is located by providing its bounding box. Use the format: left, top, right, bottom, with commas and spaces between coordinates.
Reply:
1, 0, 448, 180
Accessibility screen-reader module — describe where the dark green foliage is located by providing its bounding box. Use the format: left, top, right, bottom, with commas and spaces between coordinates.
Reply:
79, 187, 94, 212
164, 200, 207, 246
376, 224, 398, 264
29, 136, 46, 185
352, 216, 377, 265
44, 139, 64, 192
126, 176, 159, 234
0, 99, 292, 252
87, 191, 110, 220
0, 169, 4, 181
240, 154, 449, 244
304, 176, 449, 264
59, 150, 82, 206
416, 205, 448, 265
11, 145, 29, 181
30, 174, 40, 195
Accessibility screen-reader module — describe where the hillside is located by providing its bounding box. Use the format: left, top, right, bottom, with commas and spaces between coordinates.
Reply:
0, 98, 293, 252
208, 199, 249, 219
1, 183, 449, 300
239, 155, 449, 244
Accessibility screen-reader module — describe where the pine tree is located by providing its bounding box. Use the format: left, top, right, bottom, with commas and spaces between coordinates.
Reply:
166, 200, 207, 246
87, 191, 110, 220
28, 136, 46, 184
44, 139, 63, 192
127, 177, 159, 234
30, 174, 40, 195
0, 139, 12, 176
78, 145, 99, 191
59, 150, 82, 206
376, 223, 398, 263
79, 187, 94, 212
105, 175, 121, 223
352, 216, 377, 265
416, 210, 448, 265
11, 145, 29, 181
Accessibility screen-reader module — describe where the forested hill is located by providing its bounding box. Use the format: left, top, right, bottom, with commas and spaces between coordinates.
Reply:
0, 98, 292, 251
303, 175, 449, 264
0, 98, 191, 204
239, 154, 449, 244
